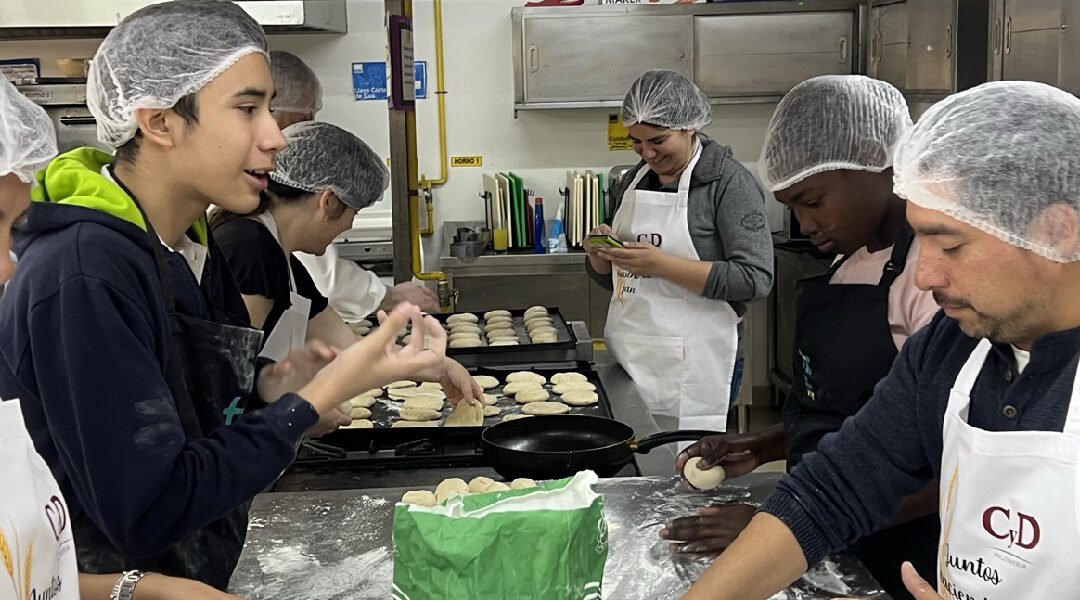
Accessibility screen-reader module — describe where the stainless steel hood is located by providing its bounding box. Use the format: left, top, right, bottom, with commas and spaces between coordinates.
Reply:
0, 1, 347, 39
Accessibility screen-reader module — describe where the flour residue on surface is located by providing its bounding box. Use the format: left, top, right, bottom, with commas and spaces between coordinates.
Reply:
246, 546, 391, 600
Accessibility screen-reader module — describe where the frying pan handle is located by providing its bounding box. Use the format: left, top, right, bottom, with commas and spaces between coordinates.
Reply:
631, 430, 720, 454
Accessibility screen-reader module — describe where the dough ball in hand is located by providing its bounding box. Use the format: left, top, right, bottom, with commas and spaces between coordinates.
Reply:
682, 456, 726, 490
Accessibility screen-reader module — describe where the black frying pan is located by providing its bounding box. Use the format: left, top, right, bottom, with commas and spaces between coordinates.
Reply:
481, 414, 717, 480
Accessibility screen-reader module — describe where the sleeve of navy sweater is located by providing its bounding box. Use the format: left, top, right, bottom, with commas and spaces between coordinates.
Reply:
22, 274, 317, 558
759, 321, 938, 566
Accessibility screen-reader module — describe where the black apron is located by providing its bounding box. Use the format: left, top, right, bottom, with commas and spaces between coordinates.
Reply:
73, 191, 264, 590
783, 225, 939, 600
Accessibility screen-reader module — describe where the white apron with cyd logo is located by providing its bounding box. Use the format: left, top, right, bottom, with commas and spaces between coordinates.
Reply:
604, 143, 740, 432
937, 338, 1080, 598
254, 212, 312, 363
0, 400, 79, 600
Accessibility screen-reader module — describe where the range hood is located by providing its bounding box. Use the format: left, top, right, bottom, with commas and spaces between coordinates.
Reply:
0, 1, 347, 39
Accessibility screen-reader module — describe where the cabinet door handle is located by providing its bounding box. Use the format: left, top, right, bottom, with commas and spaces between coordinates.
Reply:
946, 25, 953, 59
993, 17, 1002, 55
839, 36, 849, 64
1005, 16, 1011, 55
870, 33, 878, 62
528, 44, 539, 73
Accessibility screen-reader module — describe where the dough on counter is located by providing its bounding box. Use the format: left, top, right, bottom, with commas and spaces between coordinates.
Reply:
484, 310, 512, 320
404, 396, 444, 411
551, 372, 589, 385
489, 339, 520, 347
483, 405, 501, 416
683, 457, 726, 490
446, 313, 479, 324
483, 322, 514, 333
391, 420, 439, 428
509, 478, 537, 490
502, 414, 533, 422
473, 375, 500, 390
350, 393, 379, 408
449, 338, 483, 349
342, 418, 373, 429
445, 400, 484, 427
552, 381, 596, 395
506, 371, 547, 385
386, 380, 417, 390
561, 390, 599, 406
418, 381, 443, 391
502, 381, 543, 396
401, 490, 437, 506
522, 401, 570, 415
435, 478, 470, 503
399, 408, 441, 422
350, 407, 373, 419
468, 476, 496, 493
515, 388, 550, 404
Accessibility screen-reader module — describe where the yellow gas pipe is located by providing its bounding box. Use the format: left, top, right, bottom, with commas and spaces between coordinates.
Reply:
417, 0, 448, 236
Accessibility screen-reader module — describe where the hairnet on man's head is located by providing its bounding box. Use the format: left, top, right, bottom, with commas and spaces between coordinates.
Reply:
893, 81, 1080, 263
0, 78, 56, 183
87, 0, 268, 148
270, 121, 389, 211
269, 51, 323, 116
759, 75, 911, 192
621, 69, 712, 131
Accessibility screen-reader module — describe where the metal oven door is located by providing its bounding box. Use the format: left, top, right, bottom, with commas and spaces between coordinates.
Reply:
48, 106, 109, 154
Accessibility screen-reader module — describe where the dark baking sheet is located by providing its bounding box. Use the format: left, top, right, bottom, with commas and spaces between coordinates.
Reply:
437, 307, 576, 355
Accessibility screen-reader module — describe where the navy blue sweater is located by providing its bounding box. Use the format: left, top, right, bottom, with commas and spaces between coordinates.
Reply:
762, 310, 1080, 565
0, 198, 318, 559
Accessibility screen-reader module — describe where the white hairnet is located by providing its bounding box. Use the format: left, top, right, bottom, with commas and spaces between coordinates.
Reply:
270, 121, 389, 211
621, 69, 712, 131
894, 81, 1080, 263
759, 75, 911, 192
87, 0, 268, 148
270, 51, 323, 115
0, 78, 56, 183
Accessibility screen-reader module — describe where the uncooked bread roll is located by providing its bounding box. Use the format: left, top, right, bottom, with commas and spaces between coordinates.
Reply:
399, 408, 441, 421
515, 388, 550, 404
485, 482, 510, 493
485, 315, 513, 325
350, 406, 372, 419
446, 313, 479, 324
435, 478, 470, 503
473, 375, 500, 390
503, 381, 543, 396
502, 414, 533, 422
482, 393, 499, 405
446, 400, 484, 427
524, 306, 548, 317
551, 372, 588, 385
522, 401, 570, 415
529, 326, 558, 338
483, 322, 514, 333
449, 331, 482, 342
418, 381, 443, 391
338, 400, 353, 414
531, 333, 558, 343
392, 420, 438, 428
350, 393, 378, 408
683, 456, 726, 490
404, 396, 444, 411
386, 380, 417, 390
552, 382, 596, 394
509, 478, 537, 490
486, 329, 518, 340
450, 338, 483, 349
468, 476, 495, 493
483, 405, 501, 416
449, 324, 482, 335
389, 387, 446, 400
506, 371, 547, 384
484, 310, 512, 320
489, 339, 520, 346
341, 418, 373, 429
561, 390, 598, 406
401, 490, 437, 506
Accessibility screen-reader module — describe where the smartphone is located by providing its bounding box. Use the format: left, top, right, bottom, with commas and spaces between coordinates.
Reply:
587, 234, 624, 248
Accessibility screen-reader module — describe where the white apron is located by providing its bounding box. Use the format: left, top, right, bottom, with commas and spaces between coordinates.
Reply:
604, 143, 740, 432
0, 400, 79, 600
254, 212, 311, 363
937, 338, 1080, 598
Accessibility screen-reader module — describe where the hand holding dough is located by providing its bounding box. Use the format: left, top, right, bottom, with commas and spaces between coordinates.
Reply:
683, 456, 726, 490
446, 399, 484, 427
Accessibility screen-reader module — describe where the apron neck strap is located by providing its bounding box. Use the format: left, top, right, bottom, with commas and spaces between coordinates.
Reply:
878, 224, 916, 287
108, 165, 179, 314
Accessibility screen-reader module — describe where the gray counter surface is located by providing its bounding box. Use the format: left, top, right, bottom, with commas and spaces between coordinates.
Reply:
229, 473, 887, 599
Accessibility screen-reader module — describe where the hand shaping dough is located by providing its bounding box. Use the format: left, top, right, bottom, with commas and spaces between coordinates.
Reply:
515, 388, 550, 404
449, 338, 483, 349
683, 456, 727, 490
509, 478, 537, 490
561, 390, 598, 406
401, 490, 437, 506
468, 476, 496, 493
445, 400, 484, 427
350, 406, 373, 419
483, 405, 501, 416
341, 418, 373, 429
522, 401, 570, 415
435, 478, 470, 503
446, 313, 479, 324
392, 421, 439, 428
404, 396, 444, 411
338, 400, 353, 414
506, 371, 547, 385
502, 381, 543, 396
473, 375, 500, 390
386, 380, 417, 390
502, 414, 533, 422
552, 382, 597, 395
399, 408, 441, 422
551, 372, 589, 385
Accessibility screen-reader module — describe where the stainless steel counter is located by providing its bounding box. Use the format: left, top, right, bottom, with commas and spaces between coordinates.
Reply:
229, 473, 886, 599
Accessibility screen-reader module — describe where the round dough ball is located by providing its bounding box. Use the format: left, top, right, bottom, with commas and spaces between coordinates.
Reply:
450, 338, 483, 349
561, 390, 598, 406
489, 339, 520, 347
484, 310, 512, 320
392, 420, 438, 428
435, 478, 470, 503
483, 405, 501, 416
683, 456, 726, 490
502, 414, 533, 422
386, 380, 417, 390
485, 482, 510, 493
404, 396, 444, 411
342, 418, 373, 429
531, 333, 558, 344
473, 375, 500, 390
552, 382, 596, 395
515, 388, 550, 404
483, 322, 514, 333
509, 478, 537, 490
350, 406, 372, 419
551, 372, 589, 385
468, 476, 496, 493
482, 393, 499, 405
399, 408, 441, 422
350, 393, 378, 408
502, 381, 543, 396
446, 313, 479, 324
506, 371, 547, 385
522, 401, 570, 415
401, 490, 437, 506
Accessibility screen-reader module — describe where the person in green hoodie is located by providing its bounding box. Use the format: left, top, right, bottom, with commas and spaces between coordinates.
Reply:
0, 0, 478, 591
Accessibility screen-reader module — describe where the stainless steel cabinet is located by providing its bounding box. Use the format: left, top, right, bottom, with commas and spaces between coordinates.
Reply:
868, 1, 909, 90
995, 0, 1065, 87
906, 0, 956, 93
694, 12, 856, 98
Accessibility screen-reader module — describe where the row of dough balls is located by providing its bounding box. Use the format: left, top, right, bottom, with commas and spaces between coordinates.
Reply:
471, 371, 599, 418
340, 379, 506, 429
446, 309, 517, 349
520, 306, 558, 344
401, 476, 538, 506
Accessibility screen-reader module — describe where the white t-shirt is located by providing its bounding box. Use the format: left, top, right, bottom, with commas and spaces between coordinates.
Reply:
294, 245, 387, 322
829, 237, 939, 351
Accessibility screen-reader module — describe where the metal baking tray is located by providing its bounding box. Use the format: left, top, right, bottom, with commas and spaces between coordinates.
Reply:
438, 307, 578, 366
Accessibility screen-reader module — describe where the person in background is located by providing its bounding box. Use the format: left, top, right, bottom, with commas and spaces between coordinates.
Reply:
662, 75, 940, 600
584, 69, 773, 432
0, 69, 242, 600
269, 50, 439, 318
680, 81, 1080, 600
0, 0, 463, 590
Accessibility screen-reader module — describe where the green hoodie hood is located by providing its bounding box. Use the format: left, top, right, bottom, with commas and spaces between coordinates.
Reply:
32, 147, 208, 245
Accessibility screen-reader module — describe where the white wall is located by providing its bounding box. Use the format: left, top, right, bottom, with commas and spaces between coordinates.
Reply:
0, 0, 778, 268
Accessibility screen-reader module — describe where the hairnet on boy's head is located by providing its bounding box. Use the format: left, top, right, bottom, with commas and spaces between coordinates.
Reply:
269, 51, 323, 116
621, 69, 712, 131
0, 78, 57, 183
87, 0, 268, 148
759, 75, 911, 192
270, 121, 389, 211
893, 80, 1080, 263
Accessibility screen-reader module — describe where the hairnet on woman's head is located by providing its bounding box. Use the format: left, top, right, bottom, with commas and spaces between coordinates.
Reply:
269, 51, 323, 116
621, 69, 712, 131
270, 121, 389, 211
0, 78, 56, 183
893, 80, 1080, 263
759, 75, 911, 192
87, 0, 268, 148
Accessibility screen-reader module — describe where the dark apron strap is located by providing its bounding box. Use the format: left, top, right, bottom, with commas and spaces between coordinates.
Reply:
878, 224, 915, 288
